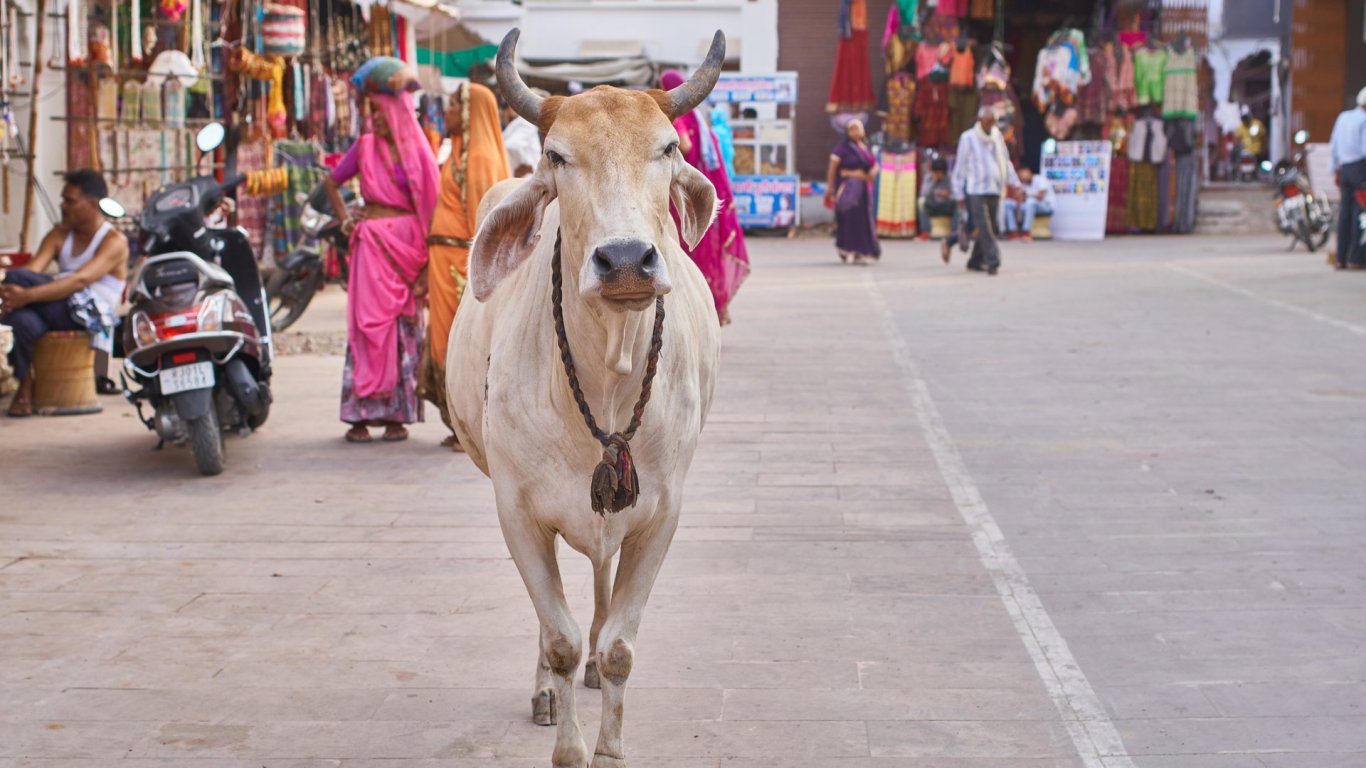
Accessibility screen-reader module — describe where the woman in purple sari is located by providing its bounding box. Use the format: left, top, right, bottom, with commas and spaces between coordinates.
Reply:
824, 119, 881, 264
661, 69, 750, 326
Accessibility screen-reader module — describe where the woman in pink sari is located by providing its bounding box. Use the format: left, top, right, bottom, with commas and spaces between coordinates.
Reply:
323, 88, 440, 443
661, 69, 750, 326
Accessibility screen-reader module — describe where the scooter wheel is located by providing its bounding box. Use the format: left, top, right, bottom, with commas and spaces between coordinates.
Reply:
188, 408, 224, 476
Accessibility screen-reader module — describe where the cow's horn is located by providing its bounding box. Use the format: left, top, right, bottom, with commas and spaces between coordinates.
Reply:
496, 28, 543, 126
664, 30, 726, 119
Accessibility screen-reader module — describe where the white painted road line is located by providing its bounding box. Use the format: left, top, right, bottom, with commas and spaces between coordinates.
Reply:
1168, 263, 1366, 338
864, 274, 1136, 768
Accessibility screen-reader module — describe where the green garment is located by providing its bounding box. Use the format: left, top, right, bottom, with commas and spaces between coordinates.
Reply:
1133, 47, 1168, 106
417, 44, 498, 79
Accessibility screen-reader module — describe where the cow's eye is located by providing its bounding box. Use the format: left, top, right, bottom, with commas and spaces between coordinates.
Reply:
546, 150, 566, 168
663, 142, 678, 158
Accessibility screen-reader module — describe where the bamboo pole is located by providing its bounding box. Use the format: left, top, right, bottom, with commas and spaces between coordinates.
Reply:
18, 0, 47, 251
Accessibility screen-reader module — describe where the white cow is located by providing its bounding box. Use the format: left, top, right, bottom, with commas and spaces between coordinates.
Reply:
445, 29, 724, 768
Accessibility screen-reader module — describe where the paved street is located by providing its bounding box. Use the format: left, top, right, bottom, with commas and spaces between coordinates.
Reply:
2, 233, 1365, 767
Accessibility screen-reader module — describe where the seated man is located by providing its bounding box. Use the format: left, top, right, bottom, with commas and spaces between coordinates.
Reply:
1002, 166, 1055, 241
919, 157, 961, 263
0, 169, 128, 417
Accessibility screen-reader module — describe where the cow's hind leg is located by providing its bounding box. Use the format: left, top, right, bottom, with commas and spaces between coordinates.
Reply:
502, 524, 587, 767
585, 559, 612, 689
591, 511, 680, 768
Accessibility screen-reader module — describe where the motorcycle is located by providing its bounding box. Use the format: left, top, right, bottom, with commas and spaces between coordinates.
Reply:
120, 123, 273, 476
1272, 130, 1333, 252
264, 180, 356, 332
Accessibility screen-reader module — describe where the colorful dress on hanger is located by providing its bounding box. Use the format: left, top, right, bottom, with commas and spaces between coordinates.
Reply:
884, 73, 915, 143
1133, 47, 1168, 107
1105, 115, 1131, 233
1077, 49, 1108, 126
914, 79, 950, 148
947, 46, 978, 139
1161, 48, 1198, 120
876, 149, 917, 238
1107, 42, 1136, 113
828, 0, 876, 113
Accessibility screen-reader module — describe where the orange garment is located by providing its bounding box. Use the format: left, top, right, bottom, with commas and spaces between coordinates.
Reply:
949, 47, 975, 88
426, 82, 509, 371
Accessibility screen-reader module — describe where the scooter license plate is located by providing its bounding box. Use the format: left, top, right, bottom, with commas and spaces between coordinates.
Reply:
1282, 195, 1306, 210
160, 361, 215, 394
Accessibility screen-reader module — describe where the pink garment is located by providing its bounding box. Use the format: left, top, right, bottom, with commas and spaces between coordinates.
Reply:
333, 91, 440, 399
662, 71, 750, 320
882, 5, 899, 52
937, 0, 967, 16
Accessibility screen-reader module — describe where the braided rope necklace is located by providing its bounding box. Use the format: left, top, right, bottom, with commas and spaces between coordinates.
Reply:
550, 231, 665, 515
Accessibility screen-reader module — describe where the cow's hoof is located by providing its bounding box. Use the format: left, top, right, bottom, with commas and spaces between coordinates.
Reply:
591, 753, 626, 768
532, 688, 557, 726
584, 658, 600, 689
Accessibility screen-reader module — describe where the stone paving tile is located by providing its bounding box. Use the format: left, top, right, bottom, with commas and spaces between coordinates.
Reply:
4, 235, 1366, 765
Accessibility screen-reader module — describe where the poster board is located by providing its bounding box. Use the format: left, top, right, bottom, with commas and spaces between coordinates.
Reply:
731, 175, 800, 229
708, 73, 798, 231
1041, 140, 1112, 241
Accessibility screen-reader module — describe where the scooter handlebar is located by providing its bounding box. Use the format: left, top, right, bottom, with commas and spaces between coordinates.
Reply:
221, 175, 249, 192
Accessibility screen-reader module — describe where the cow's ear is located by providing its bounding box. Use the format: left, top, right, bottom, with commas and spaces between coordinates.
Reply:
469, 170, 557, 302
670, 161, 718, 250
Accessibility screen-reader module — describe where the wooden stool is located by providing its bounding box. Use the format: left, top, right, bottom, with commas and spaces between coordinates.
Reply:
929, 215, 952, 239
32, 331, 102, 416
1031, 214, 1053, 240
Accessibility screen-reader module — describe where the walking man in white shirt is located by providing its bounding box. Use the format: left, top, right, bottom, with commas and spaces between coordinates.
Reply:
500, 97, 541, 178
953, 106, 1020, 275
1002, 165, 1055, 241
1329, 87, 1366, 270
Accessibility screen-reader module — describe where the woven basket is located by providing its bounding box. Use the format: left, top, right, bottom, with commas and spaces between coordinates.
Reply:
32, 331, 102, 416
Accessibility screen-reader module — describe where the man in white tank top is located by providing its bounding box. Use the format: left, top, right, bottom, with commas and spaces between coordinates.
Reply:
1, 169, 129, 417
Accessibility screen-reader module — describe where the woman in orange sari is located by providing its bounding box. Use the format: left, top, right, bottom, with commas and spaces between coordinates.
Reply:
421, 82, 510, 449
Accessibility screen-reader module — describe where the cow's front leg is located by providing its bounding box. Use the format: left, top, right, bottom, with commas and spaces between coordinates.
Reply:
591, 507, 680, 768
500, 520, 587, 768
585, 559, 613, 689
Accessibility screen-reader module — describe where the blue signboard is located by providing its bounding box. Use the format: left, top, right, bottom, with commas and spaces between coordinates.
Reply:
731, 175, 800, 229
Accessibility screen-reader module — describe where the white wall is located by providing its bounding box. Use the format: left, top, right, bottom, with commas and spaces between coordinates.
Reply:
456, 0, 777, 71
1, 9, 68, 253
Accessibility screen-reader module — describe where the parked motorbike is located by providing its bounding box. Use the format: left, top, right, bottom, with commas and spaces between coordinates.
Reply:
264, 181, 356, 332
1272, 130, 1333, 252
120, 123, 273, 476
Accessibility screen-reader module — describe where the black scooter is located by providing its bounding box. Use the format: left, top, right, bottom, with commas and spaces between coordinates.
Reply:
120, 124, 273, 476
265, 181, 356, 332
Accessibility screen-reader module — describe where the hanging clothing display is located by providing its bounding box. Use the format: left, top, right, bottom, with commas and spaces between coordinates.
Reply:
913, 78, 949, 148
936, 0, 967, 17
914, 40, 951, 81
1106, 41, 1136, 113
1032, 28, 1090, 115
1127, 115, 1166, 232
1105, 114, 1131, 233
948, 85, 979, 143
875, 150, 917, 238
884, 73, 914, 143
1161, 47, 1198, 120
1168, 118, 1198, 233
1077, 49, 1107, 126
948, 45, 974, 88
882, 8, 913, 75
1133, 46, 1168, 107
828, 0, 875, 113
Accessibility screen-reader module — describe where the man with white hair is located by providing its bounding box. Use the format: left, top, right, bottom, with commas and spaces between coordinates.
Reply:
953, 105, 1019, 275
1329, 87, 1366, 270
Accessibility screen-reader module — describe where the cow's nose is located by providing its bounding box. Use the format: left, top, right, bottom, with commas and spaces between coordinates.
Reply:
592, 240, 659, 281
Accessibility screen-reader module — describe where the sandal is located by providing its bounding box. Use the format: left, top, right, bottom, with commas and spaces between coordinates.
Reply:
382, 425, 409, 442
441, 434, 466, 453
7, 395, 32, 418
345, 425, 373, 443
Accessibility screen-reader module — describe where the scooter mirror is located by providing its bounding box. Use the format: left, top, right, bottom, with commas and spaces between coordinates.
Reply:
1294, 129, 1309, 145
1259, 160, 1273, 174
98, 197, 126, 219
196, 122, 226, 154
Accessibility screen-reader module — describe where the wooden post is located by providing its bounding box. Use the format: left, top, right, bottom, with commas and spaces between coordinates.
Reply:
18, 0, 48, 252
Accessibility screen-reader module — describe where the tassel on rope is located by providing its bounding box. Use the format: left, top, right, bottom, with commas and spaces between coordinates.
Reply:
591, 435, 639, 515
